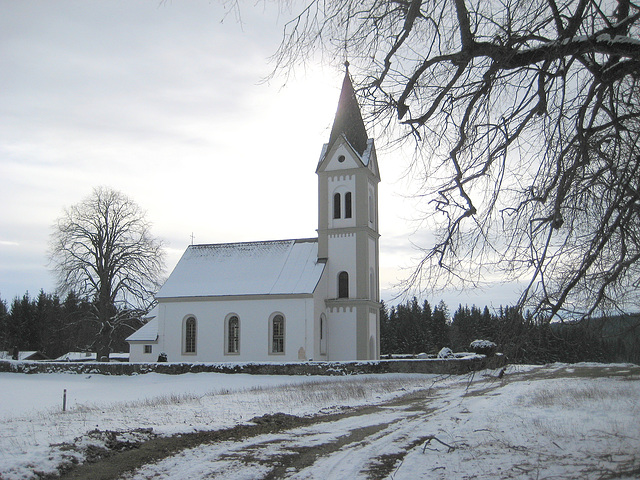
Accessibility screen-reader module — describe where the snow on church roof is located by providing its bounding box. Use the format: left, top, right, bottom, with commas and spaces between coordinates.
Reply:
157, 238, 325, 299
126, 310, 159, 342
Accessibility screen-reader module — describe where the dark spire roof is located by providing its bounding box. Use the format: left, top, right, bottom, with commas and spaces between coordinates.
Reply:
327, 63, 369, 156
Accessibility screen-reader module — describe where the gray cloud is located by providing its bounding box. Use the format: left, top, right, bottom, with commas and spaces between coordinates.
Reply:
0, 1, 521, 311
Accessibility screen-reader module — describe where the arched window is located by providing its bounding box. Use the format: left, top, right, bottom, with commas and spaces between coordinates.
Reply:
184, 317, 196, 354
226, 315, 239, 354
270, 314, 285, 354
345, 192, 352, 218
333, 193, 341, 219
338, 271, 349, 298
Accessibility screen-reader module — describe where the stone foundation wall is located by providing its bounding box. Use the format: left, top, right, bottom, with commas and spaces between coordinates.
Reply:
0, 354, 506, 376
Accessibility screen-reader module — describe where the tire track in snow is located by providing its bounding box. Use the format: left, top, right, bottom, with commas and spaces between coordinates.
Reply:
120, 392, 452, 480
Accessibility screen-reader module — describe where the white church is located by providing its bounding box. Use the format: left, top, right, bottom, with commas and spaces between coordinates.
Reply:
127, 69, 381, 362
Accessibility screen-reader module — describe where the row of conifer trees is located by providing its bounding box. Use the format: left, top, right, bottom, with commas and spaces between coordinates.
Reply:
381, 298, 640, 364
1, 290, 638, 364
0, 291, 133, 359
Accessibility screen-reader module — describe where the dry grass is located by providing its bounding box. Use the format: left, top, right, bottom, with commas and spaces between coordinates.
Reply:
58, 375, 436, 418
523, 382, 638, 408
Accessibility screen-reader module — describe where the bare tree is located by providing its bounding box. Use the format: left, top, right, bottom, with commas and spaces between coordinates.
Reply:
271, 0, 640, 319
49, 187, 165, 359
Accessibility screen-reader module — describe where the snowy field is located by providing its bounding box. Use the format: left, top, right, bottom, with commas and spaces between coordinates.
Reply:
0, 363, 638, 479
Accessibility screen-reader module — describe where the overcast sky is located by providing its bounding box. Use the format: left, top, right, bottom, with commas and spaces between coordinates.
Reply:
0, 0, 520, 309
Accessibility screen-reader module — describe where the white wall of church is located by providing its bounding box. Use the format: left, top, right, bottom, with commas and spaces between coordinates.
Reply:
128, 342, 157, 362
327, 233, 357, 298
326, 307, 358, 361
325, 144, 361, 171
312, 271, 329, 360
153, 297, 316, 363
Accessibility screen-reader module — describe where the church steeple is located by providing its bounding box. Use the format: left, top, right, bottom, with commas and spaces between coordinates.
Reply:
315, 67, 381, 361
327, 63, 369, 156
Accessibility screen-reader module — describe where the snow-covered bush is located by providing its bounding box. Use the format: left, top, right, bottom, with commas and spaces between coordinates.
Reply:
437, 347, 454, 359
469, 340, 497, 356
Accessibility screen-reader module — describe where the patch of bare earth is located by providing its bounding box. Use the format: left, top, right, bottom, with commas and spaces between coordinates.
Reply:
49, 405, 400, 480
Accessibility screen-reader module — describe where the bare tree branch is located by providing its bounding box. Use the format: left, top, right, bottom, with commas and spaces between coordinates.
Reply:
271, 0, 640, 319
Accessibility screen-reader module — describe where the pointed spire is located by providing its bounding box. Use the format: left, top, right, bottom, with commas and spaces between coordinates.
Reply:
327, 63, 369, 156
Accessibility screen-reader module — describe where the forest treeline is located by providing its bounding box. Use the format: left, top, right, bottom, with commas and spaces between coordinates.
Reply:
1, 291, 638, 363
0, 291, 136, 359
381, 298, 640, 364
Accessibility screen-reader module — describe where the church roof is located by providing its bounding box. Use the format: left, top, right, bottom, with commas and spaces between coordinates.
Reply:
157, 238, 325, 299
126, 307, 159, 342
326, 65, 369, 156
126, 317, 158, 342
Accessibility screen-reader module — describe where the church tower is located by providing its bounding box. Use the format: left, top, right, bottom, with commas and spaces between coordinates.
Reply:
316, 65, 381, 360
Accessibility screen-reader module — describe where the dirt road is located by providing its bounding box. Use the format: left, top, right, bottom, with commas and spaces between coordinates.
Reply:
55, 386, 443, 480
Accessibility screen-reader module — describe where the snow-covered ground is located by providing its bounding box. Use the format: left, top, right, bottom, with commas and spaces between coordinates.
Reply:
0, 363, 638, 479
0, 369, 435, 479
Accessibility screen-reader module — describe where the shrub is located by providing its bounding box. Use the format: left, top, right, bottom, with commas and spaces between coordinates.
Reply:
470, 340, 497, 356
437, 347, 454, 359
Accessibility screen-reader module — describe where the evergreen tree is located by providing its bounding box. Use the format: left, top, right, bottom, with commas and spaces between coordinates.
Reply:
34, 290, 63, 356
478, 306, 494, 341
0, 289, 138, 359
379, 301, 395, 355
394, 302, 412, 353
10, 294, 36, 351
421, 300, 434, 353
377, 296, 638, 364
0, 294, 8, 351
431, 301, 449, 350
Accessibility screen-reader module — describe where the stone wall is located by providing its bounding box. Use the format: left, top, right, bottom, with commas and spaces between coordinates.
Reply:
0, 354, 506, 376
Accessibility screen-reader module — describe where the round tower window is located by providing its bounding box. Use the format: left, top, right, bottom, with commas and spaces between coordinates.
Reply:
338, 155, 345, 163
